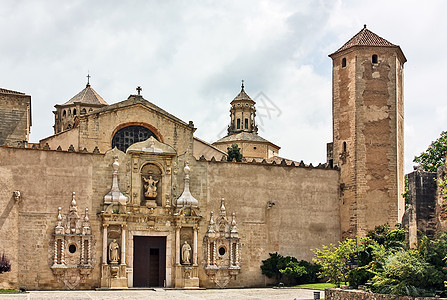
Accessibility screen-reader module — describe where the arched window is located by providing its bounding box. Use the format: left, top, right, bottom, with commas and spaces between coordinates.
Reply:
63, 110, 66, 118
81, 108, 86, 114
237, 119, 241, 129
68, 109, 71, 116
343, 141, 347, 152
372, 54, 378, 64
342, 57, 347, 68
73, 108, 77, 115
112, 125, 158, 152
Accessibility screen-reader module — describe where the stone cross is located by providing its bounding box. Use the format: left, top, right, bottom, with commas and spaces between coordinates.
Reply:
136, 86, 142, 95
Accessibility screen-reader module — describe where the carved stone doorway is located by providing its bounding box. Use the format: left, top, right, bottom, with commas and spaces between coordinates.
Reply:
133, 236, 166, 287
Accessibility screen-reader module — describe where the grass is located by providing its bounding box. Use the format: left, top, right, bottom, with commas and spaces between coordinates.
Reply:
0, 289, 21, 293
285, 282, 337, 290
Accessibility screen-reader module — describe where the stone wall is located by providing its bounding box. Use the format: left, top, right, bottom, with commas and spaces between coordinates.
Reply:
191, 158, 340, 287
325, 289, 439, 300
0, 146, 105, 290
0, 142, 340, 290
0, 90, 31, 145
403, 169, 437, 246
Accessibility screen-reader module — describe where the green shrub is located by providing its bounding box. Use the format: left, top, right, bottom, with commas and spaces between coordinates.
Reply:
261, 253, 319, 285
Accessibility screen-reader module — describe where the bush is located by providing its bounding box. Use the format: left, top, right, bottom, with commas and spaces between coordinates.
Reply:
0, 253, 11, 274
260, 253, 320, 285
370, 250, 444, 297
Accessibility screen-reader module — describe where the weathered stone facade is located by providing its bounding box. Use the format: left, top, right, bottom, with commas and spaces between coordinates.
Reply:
0, 88, 31, 146
0, 26, 405, 289
329, 26, 406, 238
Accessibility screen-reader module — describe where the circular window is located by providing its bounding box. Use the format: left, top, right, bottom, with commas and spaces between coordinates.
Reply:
218, 246, 226, 256
68, 244, 77, 254
112, 125, 158, 152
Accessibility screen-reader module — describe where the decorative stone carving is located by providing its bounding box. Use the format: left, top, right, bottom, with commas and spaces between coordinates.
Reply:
176, 161, 199, 211
13, 190, 20, 202
108, 239, 120, 263
51, 192, 93, 289
182, 241, 192, 265
143, 175, 159, 198
204, 198, 241, 288
104, 157, 128, 206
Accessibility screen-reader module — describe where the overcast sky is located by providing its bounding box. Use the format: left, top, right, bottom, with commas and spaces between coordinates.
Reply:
1, 0, 446, 173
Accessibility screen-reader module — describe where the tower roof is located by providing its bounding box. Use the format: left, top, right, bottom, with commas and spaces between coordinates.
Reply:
62, 84, 108, 106
330, 25, 404, 59
231, 81, 255, 104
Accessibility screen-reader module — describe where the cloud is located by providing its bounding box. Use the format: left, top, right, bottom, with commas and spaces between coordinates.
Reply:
1, 0, 446, 173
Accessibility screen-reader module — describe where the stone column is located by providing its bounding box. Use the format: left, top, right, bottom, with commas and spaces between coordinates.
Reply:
61, 239, 65, 265
121, 225, 126, 265
229, 241, 233, 266
103, 224, 108, 264
175, 225, 181, 265
81, 238, 85, 264
193, 225, 198, 266
206, 240, 210, 267
212, 242, 217, 266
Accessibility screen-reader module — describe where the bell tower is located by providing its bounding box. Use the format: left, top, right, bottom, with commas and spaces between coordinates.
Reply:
329, 25, 406, 238
227, 81, 258, 135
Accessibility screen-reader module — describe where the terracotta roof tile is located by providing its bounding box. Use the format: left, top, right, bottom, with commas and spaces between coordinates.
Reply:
62, 84, 108, 106
331, 25, 397, 56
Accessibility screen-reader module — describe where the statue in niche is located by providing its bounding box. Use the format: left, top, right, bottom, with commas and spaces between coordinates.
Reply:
108, 239, 120, 263
182, 241, 192, 265
143, 175, 159, 198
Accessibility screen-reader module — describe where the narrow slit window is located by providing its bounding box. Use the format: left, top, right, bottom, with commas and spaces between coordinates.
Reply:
237, 119, 241, 129
342, 57, 346, 68
343, 141, 347, 152
245, 118, 248, 129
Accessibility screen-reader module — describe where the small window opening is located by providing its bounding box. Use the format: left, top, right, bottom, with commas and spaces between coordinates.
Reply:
245, 118, 248, 129
343, 141, 347, 152
63, 110, 66, 117
218, 246, 226, 256
73, 108, 77, 115
342, 57, 346, 68
372, 54, 378, 64
254, 146, 257, 150
68, 244, 76, 254
237, 119, 241, 129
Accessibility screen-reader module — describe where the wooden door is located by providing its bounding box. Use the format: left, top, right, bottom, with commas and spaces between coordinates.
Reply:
133, 236, 166, 287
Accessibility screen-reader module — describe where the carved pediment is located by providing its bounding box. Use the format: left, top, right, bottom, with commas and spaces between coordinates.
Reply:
127, 136, 176, 156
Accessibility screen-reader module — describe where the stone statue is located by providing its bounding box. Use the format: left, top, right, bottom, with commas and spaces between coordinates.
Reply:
143, 176, 159, 198
109, 239, 120, 263
181, 241, 191, 264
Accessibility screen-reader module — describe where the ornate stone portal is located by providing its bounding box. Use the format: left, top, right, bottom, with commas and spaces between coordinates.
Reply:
173, 161, 201, 288
204, 198, 241, 288
51, 192, 93, 289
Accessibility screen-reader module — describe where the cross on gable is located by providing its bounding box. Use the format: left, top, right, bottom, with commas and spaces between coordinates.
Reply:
136, 86, 142, 95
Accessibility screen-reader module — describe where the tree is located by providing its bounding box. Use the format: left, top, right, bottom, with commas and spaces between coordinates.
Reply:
0, 253, 11, 274
227, 143, 242, 162
312, 238, 358, 286
413, 130, 447, 172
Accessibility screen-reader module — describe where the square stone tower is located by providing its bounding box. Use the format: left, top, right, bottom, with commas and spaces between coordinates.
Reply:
329, 25, 406, 238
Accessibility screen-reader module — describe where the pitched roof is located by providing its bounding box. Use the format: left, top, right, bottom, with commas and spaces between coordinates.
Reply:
62, 84, 108, 106
213, 131, 279, 148
90, 94, 190, 128
0, 88, 25, 95
231, 83, 255, 104
330, 25, 398, 56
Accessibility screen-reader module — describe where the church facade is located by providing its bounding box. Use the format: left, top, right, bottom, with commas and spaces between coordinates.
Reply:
0, 26, 405, 290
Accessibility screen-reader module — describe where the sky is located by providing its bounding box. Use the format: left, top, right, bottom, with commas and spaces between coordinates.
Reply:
1, 0, 446, 173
